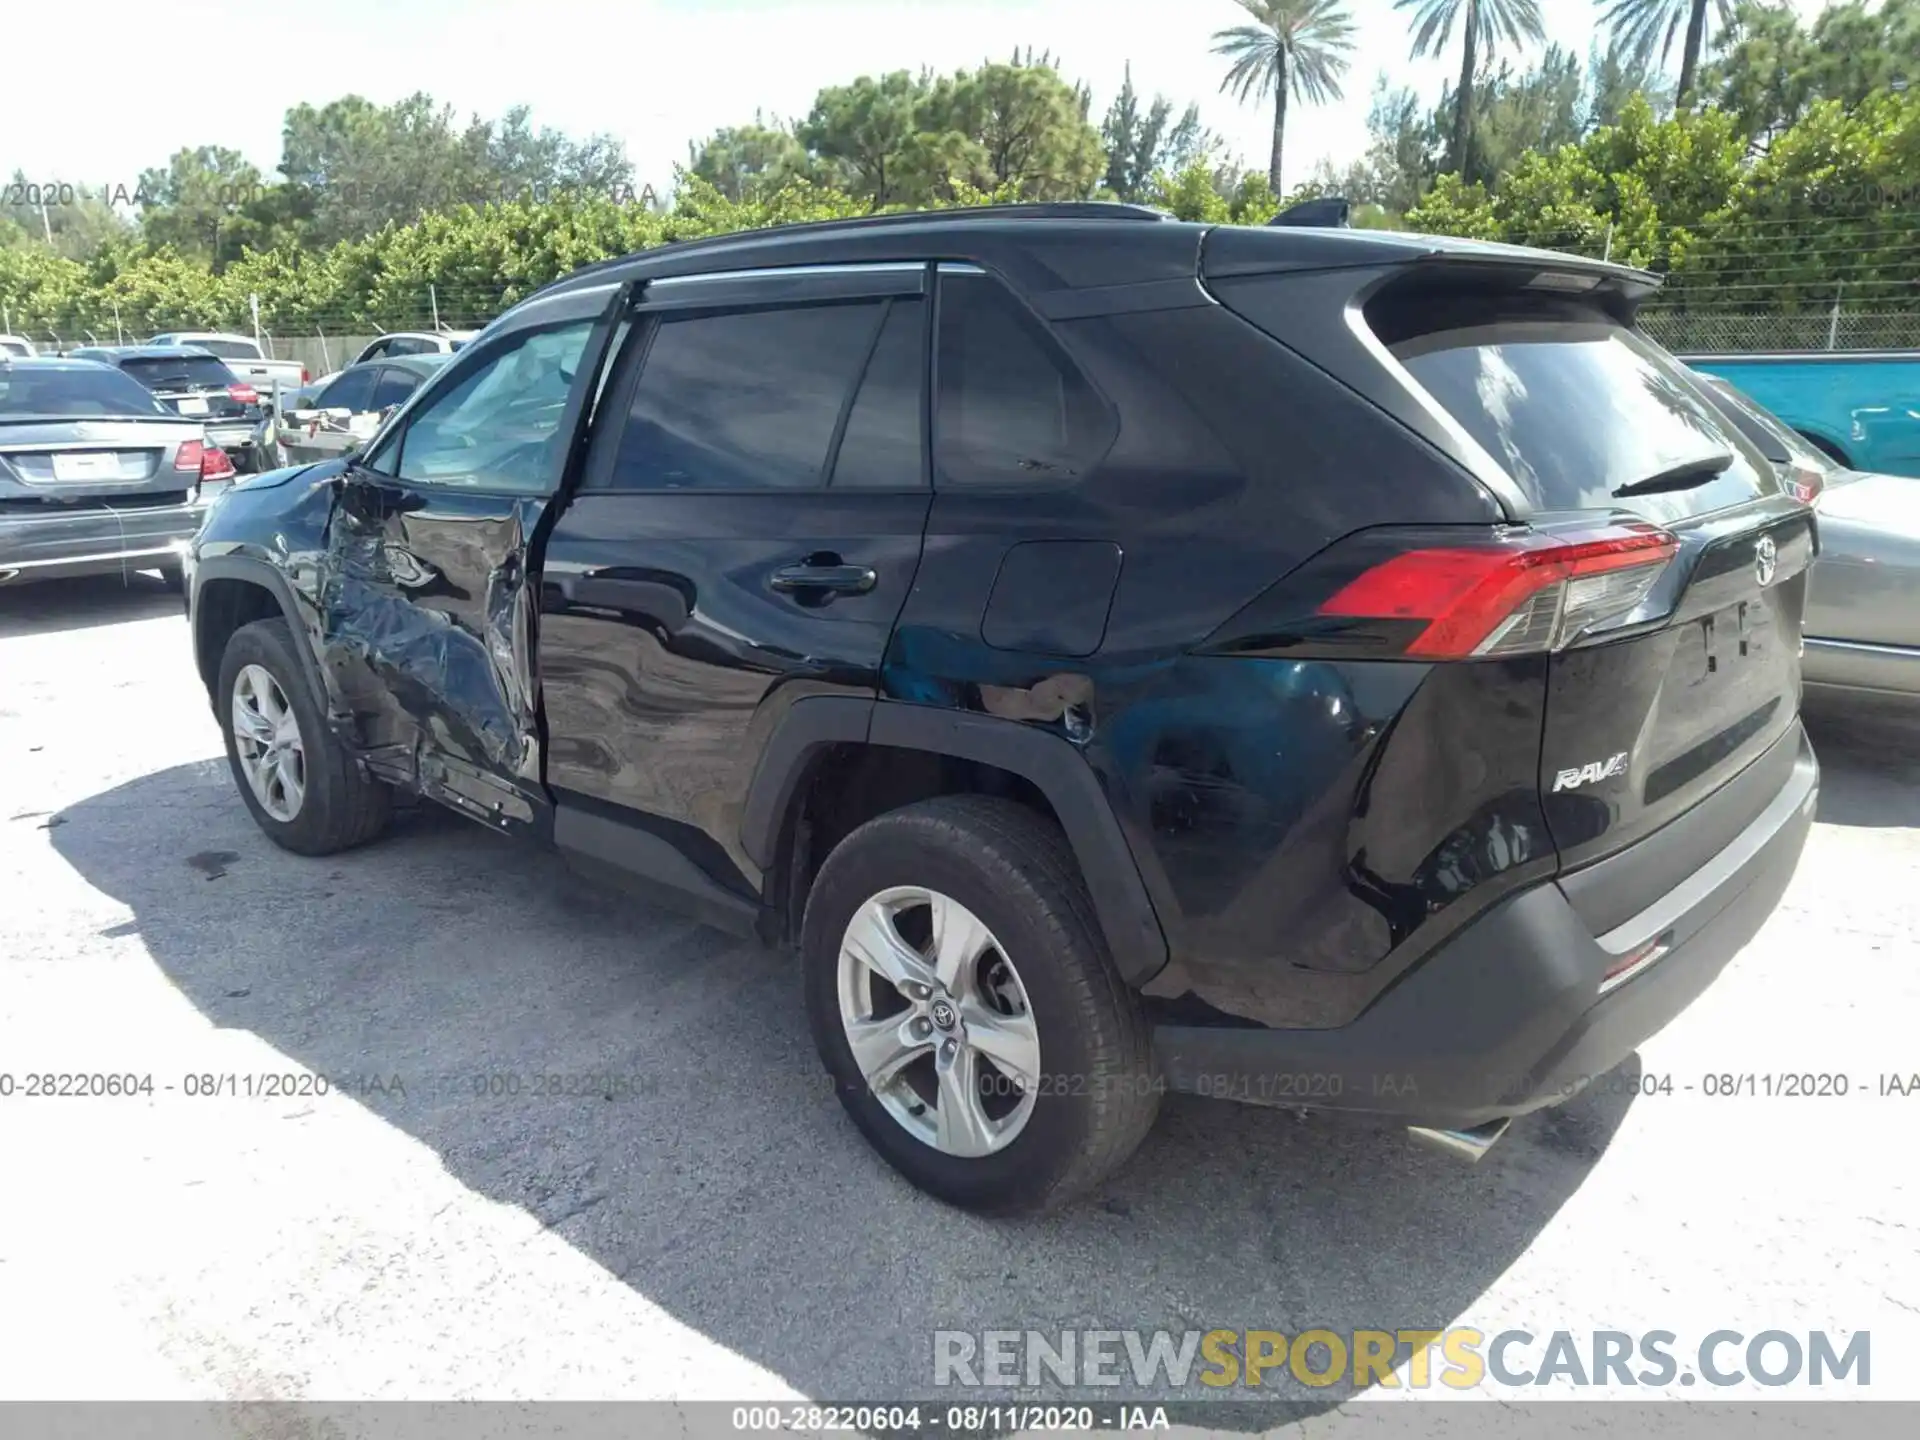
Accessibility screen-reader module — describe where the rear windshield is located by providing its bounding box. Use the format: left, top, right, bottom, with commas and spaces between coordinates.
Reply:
120, 355, 239, 390
0, 366, 170, 417
1374, 297, 1776, 522
184, 339, 264, 360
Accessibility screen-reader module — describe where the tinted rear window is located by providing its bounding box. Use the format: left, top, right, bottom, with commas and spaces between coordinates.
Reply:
1375, 298, 1775, 522
0, 366, 170, 417
120, 355, 239, 389
184, 339, 262, 360
606, 301, 885, 491
935, 269, 1114, 487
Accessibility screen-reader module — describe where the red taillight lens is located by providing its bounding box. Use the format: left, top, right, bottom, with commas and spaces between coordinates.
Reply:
1785, 464, 1824, 506
228, 382, 259, 406
174, 439, 205, 472
200, 445, 236, 481
1319, 525, 1680, 659
300, 367, 310, 384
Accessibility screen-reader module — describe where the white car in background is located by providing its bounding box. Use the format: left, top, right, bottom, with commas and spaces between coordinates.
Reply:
303, 330, 476, 395
0, 335, 38, 358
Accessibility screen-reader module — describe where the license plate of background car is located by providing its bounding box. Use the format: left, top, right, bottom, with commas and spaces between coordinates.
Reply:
49, 451, 127, 481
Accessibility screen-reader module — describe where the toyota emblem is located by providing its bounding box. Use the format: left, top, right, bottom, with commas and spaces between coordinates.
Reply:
1754, 534, 1778, 587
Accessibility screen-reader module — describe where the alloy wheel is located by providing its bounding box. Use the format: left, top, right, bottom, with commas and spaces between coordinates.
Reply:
231, 663, 306, 822
835, 886, 1041, 1158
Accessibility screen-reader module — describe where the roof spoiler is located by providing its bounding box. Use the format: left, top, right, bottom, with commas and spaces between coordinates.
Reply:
1269, 197, 1351, 229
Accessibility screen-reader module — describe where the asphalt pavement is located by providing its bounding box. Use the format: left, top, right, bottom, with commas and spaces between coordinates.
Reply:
0, 574, 1914, 1427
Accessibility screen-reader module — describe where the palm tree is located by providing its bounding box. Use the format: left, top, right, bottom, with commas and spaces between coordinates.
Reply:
1393, 0, 1545, 178
1212, 0, 1356, 195
1601, 0, 1733, 107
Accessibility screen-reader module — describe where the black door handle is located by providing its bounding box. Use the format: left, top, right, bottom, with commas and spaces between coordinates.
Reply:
769, 561, 878, 596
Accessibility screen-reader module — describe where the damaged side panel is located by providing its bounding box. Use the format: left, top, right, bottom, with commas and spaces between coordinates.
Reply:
318, 482, 549, 826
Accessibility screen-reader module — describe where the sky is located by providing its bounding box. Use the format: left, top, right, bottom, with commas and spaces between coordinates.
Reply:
8, 0, 1833, 198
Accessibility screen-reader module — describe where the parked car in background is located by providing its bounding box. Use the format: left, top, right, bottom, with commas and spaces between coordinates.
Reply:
351, 330, 476, 364
1683, 350, 1920, 478
0, 335, 38, 358
188, 207, 1819, 1214
145, 332, 308, 408
303, 330, 475, 396
1699, 373, 1920, 705
1, 356, 233, 587
70, 346, 270, 473
256, 353, 452, 468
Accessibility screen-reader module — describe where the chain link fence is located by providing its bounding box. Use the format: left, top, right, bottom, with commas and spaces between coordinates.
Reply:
1640, 309, 1920, 354
9, 257, 1920, 363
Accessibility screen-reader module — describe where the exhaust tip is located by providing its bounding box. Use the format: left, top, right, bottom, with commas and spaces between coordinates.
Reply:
1408, 1117, 1512, 1163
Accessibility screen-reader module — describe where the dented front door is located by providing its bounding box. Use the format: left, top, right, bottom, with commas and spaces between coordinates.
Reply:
315, 293, 612, 832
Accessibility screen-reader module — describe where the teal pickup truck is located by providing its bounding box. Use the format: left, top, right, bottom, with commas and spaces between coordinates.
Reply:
1682, 351, 1920, 477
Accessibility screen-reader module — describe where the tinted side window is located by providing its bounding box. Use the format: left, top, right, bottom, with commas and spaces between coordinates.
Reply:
317, 368, 379, 413
830, 298, 925, 489
385, 320, 593, 492
370, 366, 420, 410
358, 339, 391, 362
934, 270, 1113, 487
607, 301, 883, 491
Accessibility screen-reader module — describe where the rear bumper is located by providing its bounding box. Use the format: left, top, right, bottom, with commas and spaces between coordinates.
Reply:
1152, 725, 1819, 1128
0, 499, 204, 584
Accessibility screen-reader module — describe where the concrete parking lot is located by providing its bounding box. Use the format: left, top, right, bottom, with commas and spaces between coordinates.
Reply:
1, 574, 1916, 1419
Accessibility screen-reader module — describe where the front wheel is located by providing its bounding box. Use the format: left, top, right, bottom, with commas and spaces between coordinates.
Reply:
802, 796, 1160, 1214
217, 618, 392, 855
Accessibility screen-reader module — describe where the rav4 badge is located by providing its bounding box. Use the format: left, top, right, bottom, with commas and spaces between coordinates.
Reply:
1553, 752, 1630, 792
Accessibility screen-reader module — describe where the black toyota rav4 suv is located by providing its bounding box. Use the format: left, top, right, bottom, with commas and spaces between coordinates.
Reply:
186, 204, 1819, 1213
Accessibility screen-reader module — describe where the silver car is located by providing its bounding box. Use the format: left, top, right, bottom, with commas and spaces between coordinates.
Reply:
1701, 374, 1920, 703
257, 352, 453, 468
0, 357, 231, 587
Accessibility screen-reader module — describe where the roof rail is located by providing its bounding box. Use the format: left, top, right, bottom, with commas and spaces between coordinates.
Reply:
526, 201, 1168, 302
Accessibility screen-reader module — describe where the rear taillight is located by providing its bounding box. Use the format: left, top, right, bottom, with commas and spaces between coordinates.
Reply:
300, 367, 310, 384
1318, 524, 1680, 659
175, 440, 235, 481
228, 382, 259, 406
1785, 464, 1824, 506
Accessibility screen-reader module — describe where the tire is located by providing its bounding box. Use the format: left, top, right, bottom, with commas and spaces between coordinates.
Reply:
156, 563, 185, 593
217, 617, 391, 855
802, 795, 1160, 1214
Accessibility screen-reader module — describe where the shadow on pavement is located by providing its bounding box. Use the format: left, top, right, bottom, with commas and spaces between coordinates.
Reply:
0, 571, 183, 640
51, 760, 1639, 1413
1802, 701, 1920, 830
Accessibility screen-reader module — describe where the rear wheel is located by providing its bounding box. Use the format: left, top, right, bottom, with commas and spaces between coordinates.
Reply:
802, 796, 1160, 1214
217, 618, 391, 855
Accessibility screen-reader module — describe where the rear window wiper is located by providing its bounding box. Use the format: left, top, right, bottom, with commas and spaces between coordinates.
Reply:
1613, 454, 1733, 498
